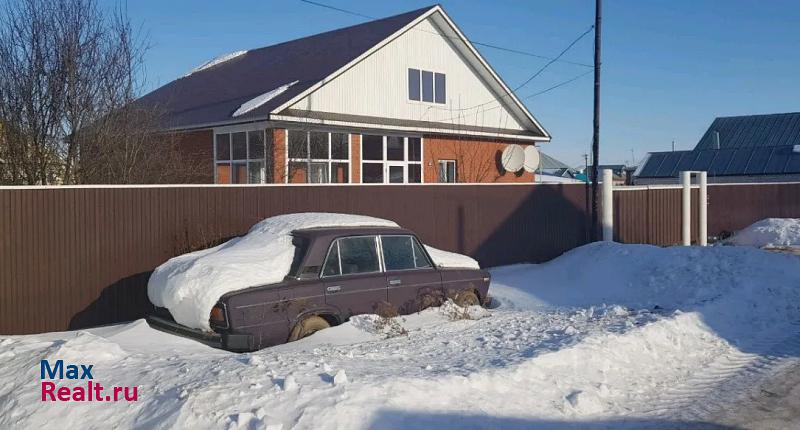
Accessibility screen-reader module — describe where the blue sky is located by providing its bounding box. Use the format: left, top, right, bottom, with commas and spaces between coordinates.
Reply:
124, 0, 800, 168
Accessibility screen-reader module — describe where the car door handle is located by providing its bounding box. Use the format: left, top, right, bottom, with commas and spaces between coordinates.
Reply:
326, 285, 341, 293
388, 279, 402, 286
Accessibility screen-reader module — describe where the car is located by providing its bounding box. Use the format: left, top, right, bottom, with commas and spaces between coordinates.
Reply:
148, 223, 491, 352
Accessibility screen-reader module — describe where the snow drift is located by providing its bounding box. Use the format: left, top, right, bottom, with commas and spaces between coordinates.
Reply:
727, 218, 800, 248
148, 213, 479, 330
185, 50, 247, 76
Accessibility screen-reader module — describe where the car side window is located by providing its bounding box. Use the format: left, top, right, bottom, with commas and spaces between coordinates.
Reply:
381, 236, 416, 271
381, 235, 432, 270
411, 237, 433, 269
322, 240, 341, 276
323, 236, 380, 276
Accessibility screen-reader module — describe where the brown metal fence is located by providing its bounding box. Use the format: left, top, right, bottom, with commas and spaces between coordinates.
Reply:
614, 183, 800, 245
0, 184, 590, 334
2, 182, 799, 335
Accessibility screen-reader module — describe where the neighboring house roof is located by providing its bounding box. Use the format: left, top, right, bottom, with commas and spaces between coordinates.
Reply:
637, 112, 800, 179
538, 151, 572, 170
135, 5, 549, 140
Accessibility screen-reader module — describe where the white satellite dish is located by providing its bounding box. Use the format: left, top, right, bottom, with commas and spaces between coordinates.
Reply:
523, 145, 541, 173
501, 144, 524, 172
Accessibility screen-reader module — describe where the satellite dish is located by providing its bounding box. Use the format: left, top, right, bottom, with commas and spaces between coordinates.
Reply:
523, 145, 540, 173
501, 144, 524, 172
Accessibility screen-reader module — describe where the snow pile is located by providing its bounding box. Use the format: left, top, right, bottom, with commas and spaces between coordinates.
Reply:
3, 243, 800, 428
232, 80, 299, 117
148, 213, 397, 330
185, 50, 247, 76
727, 218, 800, 248
424, 245, 480, 269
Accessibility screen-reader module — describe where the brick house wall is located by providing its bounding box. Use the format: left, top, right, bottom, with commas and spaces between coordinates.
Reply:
179, 128, 537, 184
423, 135, 535, 183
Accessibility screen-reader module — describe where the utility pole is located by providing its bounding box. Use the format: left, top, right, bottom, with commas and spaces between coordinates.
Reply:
590, 0, 602, 241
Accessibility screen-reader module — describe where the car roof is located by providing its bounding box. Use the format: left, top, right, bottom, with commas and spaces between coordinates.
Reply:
292, 225, 415, 238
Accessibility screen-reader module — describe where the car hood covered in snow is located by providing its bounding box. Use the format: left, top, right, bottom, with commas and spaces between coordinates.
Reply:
147, 213, 479, 330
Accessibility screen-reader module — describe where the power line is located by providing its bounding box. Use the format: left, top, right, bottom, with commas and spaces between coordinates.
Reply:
299, 0, 593, 68
523, 70, 593, 100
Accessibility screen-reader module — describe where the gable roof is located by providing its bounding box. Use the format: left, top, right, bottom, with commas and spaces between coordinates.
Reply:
135, 6, 434, 129
135, 5, 548, 139
696, 112, 800, 150
636, 112, 800, 178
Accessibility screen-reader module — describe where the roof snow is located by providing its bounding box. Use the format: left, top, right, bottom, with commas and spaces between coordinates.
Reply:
232, 80, 299, 117
185, 50, 247, 77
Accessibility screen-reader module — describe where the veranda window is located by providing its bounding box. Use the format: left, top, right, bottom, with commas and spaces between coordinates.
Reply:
215, 130, 273, 184
287, 130, 350, 183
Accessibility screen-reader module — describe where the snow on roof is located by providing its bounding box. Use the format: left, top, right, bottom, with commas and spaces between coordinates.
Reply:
185, 50, 247, 77
232, 80, 299, 117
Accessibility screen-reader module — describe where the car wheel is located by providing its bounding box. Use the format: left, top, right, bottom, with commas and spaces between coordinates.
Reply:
454, 291, 479, 307
289, 315, 330, 341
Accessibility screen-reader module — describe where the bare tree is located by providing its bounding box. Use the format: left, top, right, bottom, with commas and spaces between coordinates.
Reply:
0, 0, 199, 185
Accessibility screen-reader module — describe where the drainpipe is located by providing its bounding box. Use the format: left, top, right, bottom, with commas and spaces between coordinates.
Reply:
602, 168, 613, 241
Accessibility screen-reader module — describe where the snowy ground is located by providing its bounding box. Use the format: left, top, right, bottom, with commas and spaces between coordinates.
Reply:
2, 242, 800, 429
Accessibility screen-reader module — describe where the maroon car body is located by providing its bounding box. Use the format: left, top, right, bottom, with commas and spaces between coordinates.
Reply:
149, 226, 491, 351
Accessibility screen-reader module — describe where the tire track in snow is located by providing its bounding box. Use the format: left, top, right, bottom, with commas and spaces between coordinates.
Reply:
641, 320, 800, 422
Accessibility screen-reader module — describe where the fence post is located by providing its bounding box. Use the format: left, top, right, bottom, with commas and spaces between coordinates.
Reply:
602, 168, 613, 241
681, 171, 691, 246
698, 171, 707, 246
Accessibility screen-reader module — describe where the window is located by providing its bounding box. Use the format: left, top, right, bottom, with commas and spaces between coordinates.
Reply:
408, 68, 421, 101
408, 68, 446, 104
286, 130, 350, 183
322, 236, 380, 276
434, 73, 446, 103
438, 160, 457, 183
381, 235, 431, 271
360, 135, 423, 184
215, 129, 273, 184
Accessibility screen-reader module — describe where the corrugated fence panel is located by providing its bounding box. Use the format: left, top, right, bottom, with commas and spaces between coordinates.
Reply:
0, 184, 591, 335
3, 182, 798, 335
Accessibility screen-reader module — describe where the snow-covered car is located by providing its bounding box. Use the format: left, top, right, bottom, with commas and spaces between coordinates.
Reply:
147, 213, 490, 351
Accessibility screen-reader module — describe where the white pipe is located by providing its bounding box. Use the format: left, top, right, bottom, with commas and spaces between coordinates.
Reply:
602, 168, 614, 241
698, 171, 708, 246
681, 171, 691, 246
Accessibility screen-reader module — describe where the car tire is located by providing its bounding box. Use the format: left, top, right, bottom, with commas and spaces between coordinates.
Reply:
289, 315, 330, 341
454, 290, 479, 307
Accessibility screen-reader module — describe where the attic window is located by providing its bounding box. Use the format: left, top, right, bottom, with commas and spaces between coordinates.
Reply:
408, 68, 445, 104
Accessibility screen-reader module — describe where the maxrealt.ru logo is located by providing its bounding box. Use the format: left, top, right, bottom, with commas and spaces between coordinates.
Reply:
40, 359, 138, 402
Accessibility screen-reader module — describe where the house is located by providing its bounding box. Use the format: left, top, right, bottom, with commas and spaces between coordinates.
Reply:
136, 5, 550, 185
536, 152, 583, 183
635, 112, 800, 184
582, 164, 631, 185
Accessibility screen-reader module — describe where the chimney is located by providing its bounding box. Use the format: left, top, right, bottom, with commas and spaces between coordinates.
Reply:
713, 131, 720, 149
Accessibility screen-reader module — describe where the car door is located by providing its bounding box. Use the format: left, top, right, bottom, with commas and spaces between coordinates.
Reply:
321, 235, 388, 318
380, 235, 442, 314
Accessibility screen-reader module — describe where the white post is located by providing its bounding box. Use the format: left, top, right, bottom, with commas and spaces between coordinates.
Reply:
602, 168, 613, 241
698, 171, 707, 246
681, 171, 691, 246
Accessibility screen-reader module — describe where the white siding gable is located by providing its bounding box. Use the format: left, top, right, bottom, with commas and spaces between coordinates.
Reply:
288, 16, 529, 133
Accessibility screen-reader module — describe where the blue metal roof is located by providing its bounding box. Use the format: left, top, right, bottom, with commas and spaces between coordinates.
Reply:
695, 112, 800, 150
638, 113, 800, 178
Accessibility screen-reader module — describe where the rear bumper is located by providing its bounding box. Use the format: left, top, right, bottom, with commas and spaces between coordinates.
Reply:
146, 315, 254, 352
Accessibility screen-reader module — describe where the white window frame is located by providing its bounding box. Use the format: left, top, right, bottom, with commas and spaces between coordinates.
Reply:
408, 68, 446, 105
285, 129, 352, 184
213, 125, 270, 184
438, 159, 457, 183
359, 135, 424, 184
